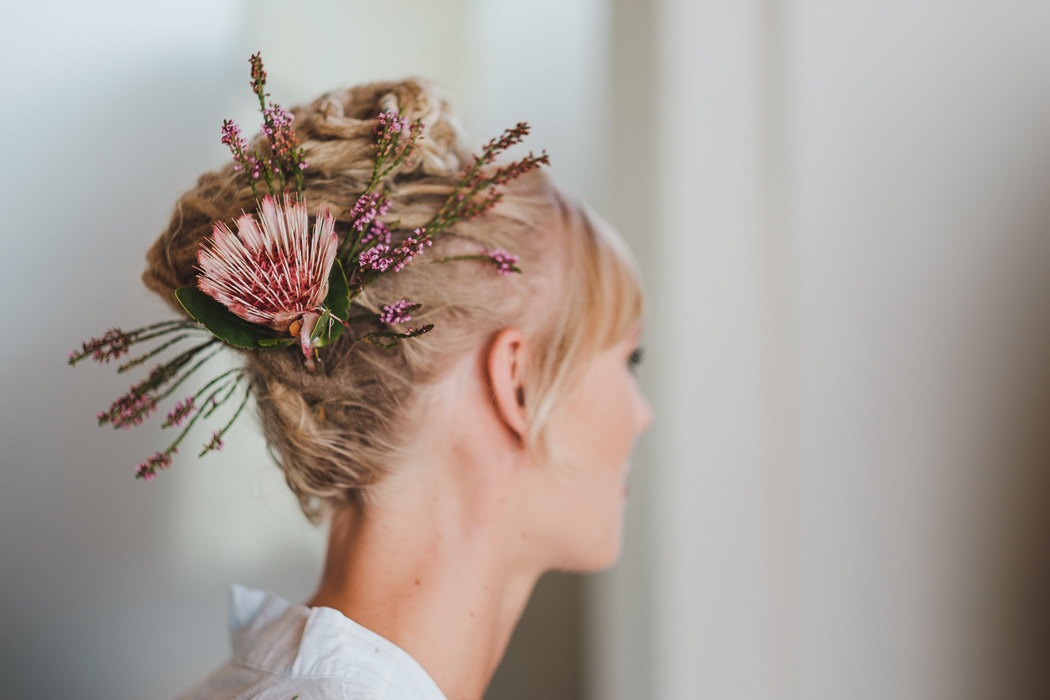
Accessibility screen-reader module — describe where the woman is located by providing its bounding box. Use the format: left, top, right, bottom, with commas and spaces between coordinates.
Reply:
144, 77, 651, 700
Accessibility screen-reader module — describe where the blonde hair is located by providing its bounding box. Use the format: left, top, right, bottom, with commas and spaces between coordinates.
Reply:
143, 79, 642, 520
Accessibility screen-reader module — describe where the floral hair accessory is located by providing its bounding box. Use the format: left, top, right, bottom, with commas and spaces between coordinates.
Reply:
70, 53, 549, 480
195, 195, 338, 366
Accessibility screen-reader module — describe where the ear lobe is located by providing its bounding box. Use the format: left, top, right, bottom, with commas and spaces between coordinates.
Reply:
488, 327, 529, 442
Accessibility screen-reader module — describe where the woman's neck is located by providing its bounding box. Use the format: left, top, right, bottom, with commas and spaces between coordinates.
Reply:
305, 455, 542, 700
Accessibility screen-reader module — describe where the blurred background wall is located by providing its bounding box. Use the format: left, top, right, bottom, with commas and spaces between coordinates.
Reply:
2, 1, 1050, 699
604, 2, 1050, 699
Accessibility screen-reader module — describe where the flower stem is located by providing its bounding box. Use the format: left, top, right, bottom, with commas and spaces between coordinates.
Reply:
117, 333, 191, 373
200, 385, 252, 457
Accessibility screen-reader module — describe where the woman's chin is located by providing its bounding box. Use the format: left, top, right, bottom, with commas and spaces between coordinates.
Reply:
557, 520, 625, 573
568, 543, 623, 573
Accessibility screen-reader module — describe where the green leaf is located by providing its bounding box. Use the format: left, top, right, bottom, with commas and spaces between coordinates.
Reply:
175, 287, 281, 349
258, 337, 296, 349
310, 309, 331, 343
325, 319, 345, 344
325, 259, 350, 321
313, 312, 345, 347
317, 259, 350, 345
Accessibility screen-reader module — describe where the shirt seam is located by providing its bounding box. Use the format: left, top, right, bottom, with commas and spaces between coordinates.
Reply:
228, 659, 404, 700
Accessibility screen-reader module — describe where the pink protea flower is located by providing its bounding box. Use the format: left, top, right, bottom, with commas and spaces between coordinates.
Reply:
197, 196, 337, 357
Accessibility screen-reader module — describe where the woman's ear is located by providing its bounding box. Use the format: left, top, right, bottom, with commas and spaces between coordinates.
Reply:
487, 327, 529, 442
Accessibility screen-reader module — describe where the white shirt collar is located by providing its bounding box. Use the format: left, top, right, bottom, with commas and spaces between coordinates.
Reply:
228, 584, 447, 700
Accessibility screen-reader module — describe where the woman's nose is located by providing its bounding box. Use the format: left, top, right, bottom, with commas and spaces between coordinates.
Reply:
636, 393, 654, 434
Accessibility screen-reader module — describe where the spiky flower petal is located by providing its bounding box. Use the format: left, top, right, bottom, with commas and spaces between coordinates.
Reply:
197, 196, 337, 338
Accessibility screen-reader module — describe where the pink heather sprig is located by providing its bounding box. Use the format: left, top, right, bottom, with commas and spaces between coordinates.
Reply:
75, 328, 132, 364
391, 231, 432, 272
353, 322, 436, 352
249, 55, 306, 190
356, 229, 431, 283
363, 219, 393, 246
341, 122, 545, 296
204, 431, 224, 452
490, 155, 548, 186
359, 244, 392, 272
486, 249, 520, 275
461, 122, 534, 182
221, 120, 250, 167
164, 397, 196, 428
136, 451, 174, 481
249, 53, 267, 107
339, 192, 397, 259
349, 192, 391, 232
334, 110, 422, 261
426, 249, 523, 277
461, 189, 504, 222
93, 339, 220, 429
375, 110, 408, 139
260, 102, 308, 191
198, 383, 251, 457
222, 120, 262, 199
130, 371, 248, 479
69, 320, 198, 367
132, 374, 238, 477
225, 53, 308, 197
427, 123, 549, 234
379, 300, 418, 325
98, 392, 158, 430
485, 122, 531, 156
262, 103, 293, 134
371, 109, 423, 183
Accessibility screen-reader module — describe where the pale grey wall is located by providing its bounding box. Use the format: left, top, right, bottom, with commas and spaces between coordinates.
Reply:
1, 4, 263, 698
599, 1, 1050, 698
795, 3, 1050, 697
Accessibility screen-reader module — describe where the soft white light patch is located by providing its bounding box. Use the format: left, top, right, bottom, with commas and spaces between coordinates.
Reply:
163, 354, 326, 581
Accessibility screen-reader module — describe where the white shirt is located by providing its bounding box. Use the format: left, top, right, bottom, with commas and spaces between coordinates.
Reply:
177, 585, 448, 700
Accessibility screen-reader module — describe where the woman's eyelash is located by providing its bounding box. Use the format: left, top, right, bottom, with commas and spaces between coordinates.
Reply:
628, 347, 644, 372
